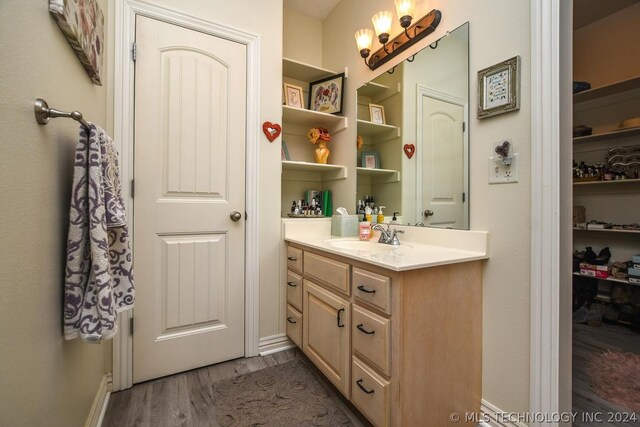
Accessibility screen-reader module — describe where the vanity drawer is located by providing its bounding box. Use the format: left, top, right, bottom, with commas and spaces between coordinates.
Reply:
286, 270, 303, 311
352, 304, 391, 375
351, 356, 390, 427
304, 252, 350, 295
353, 267, 391, 314
287, 246, 303, 274
286, 304, 302, 348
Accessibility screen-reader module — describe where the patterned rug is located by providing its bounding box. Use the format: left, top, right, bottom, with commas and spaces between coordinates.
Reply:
212, 357, 355, 426
587, 350, 640, 412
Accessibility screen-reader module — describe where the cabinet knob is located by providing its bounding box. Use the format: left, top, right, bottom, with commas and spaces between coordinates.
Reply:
230, 211, 243, 222
424, 209, 434, 217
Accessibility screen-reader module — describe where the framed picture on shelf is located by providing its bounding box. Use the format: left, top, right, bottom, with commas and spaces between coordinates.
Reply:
283, 83, 304, 109
369, 103, 386, 124
477, 56, 520, 119
308, 73, 345, 114
281, 140, 290, 161
361, 151, 380, 169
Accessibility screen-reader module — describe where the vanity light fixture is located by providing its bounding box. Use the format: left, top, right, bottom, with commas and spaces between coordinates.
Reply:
354, 3, 441, 71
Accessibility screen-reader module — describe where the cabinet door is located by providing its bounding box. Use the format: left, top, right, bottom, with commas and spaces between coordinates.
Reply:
303, 279, 351, 397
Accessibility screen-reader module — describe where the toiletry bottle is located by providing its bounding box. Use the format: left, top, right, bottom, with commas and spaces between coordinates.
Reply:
365, 206, 372, 222
390, 211, 399, 224
377, 206, 385, 224
359, 221, 371, 241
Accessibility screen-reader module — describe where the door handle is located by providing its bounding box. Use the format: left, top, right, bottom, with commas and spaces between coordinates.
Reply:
424, 209, 434, 217
357, 285, 376, 294
336, 308, 345, 328
356, 324, 375, 335
230, 211, 242, 222
287, 281, 297, 287
286, 316, 297, 324
356, 379, 375, 394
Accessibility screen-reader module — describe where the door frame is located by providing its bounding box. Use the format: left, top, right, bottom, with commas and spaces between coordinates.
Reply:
111, 0, 261, 391
530, 0, 572, 425
415, 85, 469, 229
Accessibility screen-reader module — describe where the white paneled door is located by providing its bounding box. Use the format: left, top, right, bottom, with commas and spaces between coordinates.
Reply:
420, 95, 465, 229
133, 16, 247, 383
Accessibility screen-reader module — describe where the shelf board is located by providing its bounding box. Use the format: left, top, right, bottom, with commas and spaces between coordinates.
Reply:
357, 82, 390, 99
573, 227, 640, 234
282, 160, 347, 180
572, 272, 637, 286
356, 167, 400, 183
356, 119, 400, 140
573, 76, 640, 103
283, 57, 339, 82
282, 106, 347, 132
573, 127, 640, 144
573, 178, 640, 186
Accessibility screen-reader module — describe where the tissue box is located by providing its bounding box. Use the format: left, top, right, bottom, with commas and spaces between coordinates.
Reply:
629, 267, 640, 284
331, 215, 359, 237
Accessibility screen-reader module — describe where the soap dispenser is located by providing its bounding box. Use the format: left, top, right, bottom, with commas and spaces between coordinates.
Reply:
377, 206, 385, 224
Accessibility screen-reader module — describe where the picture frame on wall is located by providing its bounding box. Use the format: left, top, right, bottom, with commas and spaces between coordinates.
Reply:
49, 0, 105, 85
369, 103, 386, 124
361, 151, 380, 169
283, 83, 304, 109
477, 56, 520, 119
308, 73, 345, 114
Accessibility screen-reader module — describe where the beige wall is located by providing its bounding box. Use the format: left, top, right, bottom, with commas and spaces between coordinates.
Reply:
574, 3, 640, 87
283, 8, 323, 67
322, 0, 531, 412
145, 0, 284, 340
0, 1, 111, 426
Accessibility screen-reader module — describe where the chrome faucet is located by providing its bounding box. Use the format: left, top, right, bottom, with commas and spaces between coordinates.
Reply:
372, 224, 405, 245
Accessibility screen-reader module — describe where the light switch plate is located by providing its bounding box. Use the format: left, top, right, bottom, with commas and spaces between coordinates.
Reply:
489, 153, 519, 184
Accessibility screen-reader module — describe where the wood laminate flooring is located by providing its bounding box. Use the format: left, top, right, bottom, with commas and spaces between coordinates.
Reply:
103, 349, 368, 427
573, 322, 640, 426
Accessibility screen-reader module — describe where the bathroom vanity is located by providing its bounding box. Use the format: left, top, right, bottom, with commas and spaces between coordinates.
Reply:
283, 221, 488, 427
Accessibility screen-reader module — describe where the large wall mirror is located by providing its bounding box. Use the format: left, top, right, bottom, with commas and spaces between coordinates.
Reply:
356, 22, 469, 229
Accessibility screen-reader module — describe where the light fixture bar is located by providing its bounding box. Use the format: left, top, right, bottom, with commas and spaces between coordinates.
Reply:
367, 9, 441, 70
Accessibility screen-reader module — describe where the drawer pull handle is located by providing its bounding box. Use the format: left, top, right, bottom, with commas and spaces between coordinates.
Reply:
356, 324, 375, 335
336, 308, 345, 328
357, 285, 376, 294
287, 281, 297, 287
287, 316, 297, 324
356, 379, 375, 394
287, 256, 298, 261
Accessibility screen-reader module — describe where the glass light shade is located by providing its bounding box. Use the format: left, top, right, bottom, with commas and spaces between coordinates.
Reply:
354, 29, 374, 52
372, 10, 393, 36
394, 0, 416, 18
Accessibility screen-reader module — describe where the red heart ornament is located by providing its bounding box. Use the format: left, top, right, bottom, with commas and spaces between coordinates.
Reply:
404, 144, 416, 159
262, 122, 282, 142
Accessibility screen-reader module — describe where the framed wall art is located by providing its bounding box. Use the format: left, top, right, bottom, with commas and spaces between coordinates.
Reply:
369, 103, 386, 124
477, 56, 520, 119
361, 151, 380, 169
308, 73, 345, 114
49, 0, 105, 85
283, 83, 304, 109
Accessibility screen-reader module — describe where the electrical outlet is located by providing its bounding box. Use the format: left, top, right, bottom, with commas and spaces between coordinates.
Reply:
489, 153, 519, 184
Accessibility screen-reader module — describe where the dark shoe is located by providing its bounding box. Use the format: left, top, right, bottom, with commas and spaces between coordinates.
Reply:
595, 247, 611, 265
573, 305, 590, 323
587, 303, 605, 326
584, 246, 597, 263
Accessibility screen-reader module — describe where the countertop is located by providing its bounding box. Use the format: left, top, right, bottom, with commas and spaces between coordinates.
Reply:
285, 235, 488, 271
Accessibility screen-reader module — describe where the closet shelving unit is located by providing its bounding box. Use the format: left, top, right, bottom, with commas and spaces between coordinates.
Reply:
572, 75, 640, 324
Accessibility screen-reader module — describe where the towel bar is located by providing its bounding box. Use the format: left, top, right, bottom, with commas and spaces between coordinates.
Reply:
34, 98, 90, 129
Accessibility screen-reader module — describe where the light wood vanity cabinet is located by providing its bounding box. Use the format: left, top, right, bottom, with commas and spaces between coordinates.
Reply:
286, 243, 482, 427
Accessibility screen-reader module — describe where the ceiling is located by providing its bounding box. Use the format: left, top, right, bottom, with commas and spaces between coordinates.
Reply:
283, 0, 341, 20
574, 0, 639, 29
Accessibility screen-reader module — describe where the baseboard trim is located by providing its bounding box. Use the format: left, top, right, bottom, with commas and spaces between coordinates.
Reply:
258, 333, 296, 356
85, 373, 112, 427
481, 400, 528, 427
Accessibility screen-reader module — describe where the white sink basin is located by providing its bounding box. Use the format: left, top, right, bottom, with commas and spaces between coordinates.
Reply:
326, 239, 408, 253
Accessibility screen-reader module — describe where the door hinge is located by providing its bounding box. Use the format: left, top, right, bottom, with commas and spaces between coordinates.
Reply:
131, 43, 137, 62
462, 121, 466, 132
130, 179, 135, 198
462, 192, 466, 203
129, 316, 134, 335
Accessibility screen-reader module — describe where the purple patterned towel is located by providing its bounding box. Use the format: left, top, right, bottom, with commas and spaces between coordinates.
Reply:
64, 124, 134, 342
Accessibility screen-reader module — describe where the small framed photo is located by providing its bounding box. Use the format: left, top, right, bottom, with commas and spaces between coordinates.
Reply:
283, 83, 304, 109
361, 151, 380, 169
308, 73, 345, 114
477, 56, 520, 119
369, 103, 386, 124
281, 140, 290, 161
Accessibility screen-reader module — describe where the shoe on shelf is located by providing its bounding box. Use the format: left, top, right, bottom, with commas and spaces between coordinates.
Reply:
573, 305, 590, 323
584, 247, 597, 264
595, 247, 611, 265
